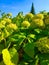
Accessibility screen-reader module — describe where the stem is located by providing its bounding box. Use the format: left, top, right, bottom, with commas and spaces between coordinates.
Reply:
4, 39, 6, 48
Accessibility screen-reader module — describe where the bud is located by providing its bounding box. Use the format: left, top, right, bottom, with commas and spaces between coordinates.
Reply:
1, 20, 6, 25
36, 37, 49, 53
36, 13, 44, 19
22, 21, 30, 28
24, 13, 34, 22
31, 19, 45, 28
44, 17, 49, 25
4, 18, 12, 23
8, 23, 18, 30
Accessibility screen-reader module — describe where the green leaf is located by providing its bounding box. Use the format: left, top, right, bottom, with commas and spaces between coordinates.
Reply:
39, 53, 49, 65
23, 42, 35, 58
11, 34, 26, 50
9, 47, 19, 65
0, 61, 5, 65
34, 28, 42, 34
34, 55, 39, 65
0, 44, 4, 54
23, 52, 33, 62
18, 61, 29, 65
28, 34, 36, 39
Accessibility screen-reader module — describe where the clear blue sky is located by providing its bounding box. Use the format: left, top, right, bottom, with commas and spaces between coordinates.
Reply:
0, 0, 49, 16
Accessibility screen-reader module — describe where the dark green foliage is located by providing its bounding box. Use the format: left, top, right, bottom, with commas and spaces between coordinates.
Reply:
30, 3, 35, 14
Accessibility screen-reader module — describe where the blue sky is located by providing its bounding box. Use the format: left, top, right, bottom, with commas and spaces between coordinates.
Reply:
0, 0, 49, 16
